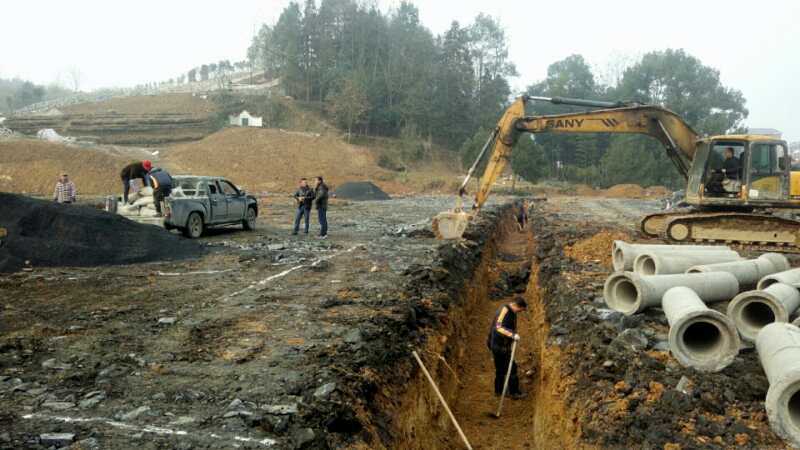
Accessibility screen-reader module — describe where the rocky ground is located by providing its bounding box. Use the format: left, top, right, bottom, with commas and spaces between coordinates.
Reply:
0, 195, 506, 449
0, 194, 792, 449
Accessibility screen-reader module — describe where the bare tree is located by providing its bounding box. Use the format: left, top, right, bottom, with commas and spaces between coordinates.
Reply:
593, 51, 640, 89
66, 67, 84, 92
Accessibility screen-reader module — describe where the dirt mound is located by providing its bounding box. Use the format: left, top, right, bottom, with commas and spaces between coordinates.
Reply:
0, 138, 140, 195
334, 181, 391, 201
574, 184, 598, 196
62, 93, 215, 116
605, 184, 645, 198
0, 193, 202, 273
162, 128, 392, 193
564, 229, 631, 268
644, 185, 671, 197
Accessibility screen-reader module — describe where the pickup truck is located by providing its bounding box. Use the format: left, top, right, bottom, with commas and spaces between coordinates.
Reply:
165, 176, 259, 238
115, 176, 259, 238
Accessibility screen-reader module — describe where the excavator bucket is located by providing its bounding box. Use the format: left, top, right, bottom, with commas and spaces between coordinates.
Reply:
432, 210, 472, 239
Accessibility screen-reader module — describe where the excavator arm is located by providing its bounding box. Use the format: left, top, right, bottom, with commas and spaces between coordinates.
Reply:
433, 96, 700, 239
464, 96, 700, 211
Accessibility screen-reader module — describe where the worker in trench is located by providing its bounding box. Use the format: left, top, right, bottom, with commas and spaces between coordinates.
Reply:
120, 160, 152, 204
486, 297, 528, 399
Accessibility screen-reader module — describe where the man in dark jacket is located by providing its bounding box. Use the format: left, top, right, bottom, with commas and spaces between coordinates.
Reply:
314, 176, 329, 239
292, 178, 315, 235
120, 160, 152, 204
486, 297, 527, 398
147, 167, 173, 216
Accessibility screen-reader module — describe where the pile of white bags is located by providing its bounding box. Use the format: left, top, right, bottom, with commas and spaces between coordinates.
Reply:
117, 187, 159, 217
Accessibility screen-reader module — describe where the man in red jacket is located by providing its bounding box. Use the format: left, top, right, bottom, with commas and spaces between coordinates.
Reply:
120, 160, 152, 204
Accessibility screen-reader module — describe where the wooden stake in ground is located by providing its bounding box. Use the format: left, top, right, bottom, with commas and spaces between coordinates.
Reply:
412, 350, 473, 450
493, 339, 518, 418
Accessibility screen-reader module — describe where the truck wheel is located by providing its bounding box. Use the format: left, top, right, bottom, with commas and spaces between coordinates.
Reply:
184, 212, 204, 238
243, 207, 257, 231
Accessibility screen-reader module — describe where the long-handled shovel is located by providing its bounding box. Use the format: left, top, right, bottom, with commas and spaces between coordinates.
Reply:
491, 339, 518, 419
412, 351, 473, 450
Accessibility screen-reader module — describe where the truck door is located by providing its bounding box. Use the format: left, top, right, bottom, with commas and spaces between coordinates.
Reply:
220, 180, 246, 221
207, 181, 228, 223
747, 142, 789, 201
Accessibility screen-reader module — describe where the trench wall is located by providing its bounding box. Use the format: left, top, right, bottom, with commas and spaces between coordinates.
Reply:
357, 202, 583, 449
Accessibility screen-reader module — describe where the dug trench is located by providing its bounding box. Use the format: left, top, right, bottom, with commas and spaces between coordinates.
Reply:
366, 202, 579, 449
0, 196, 787, 449
370, 199, 786, 449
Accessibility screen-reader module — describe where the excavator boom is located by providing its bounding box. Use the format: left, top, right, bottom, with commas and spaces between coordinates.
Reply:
435, 96, 700, 239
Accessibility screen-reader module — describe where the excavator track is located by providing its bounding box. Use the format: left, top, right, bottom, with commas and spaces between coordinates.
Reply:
639, 211, 693, 237
658, 212, 800, 253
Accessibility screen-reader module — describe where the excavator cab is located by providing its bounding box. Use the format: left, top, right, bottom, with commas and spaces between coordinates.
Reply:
700, 140, 746, 198
693, 137, 791, 205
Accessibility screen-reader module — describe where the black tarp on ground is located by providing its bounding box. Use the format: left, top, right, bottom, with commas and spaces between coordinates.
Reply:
334, 181, 390, 201
0, 193, 203, 273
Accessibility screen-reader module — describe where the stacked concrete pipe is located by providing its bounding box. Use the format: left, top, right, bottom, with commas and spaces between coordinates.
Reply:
728, 283, 800, 342
688, 253, 791, 290
604, 271, 739, 316
759, 268, 800, 290
633, 250, 742, 275
756, 322, 800, 447
612, 241, 732, 272
663, 286, 740, 372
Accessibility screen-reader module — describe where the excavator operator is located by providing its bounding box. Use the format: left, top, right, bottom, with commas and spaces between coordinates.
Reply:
709, 147, 741, 195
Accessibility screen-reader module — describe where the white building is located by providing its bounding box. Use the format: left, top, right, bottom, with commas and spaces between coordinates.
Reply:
229, 110, 263, 128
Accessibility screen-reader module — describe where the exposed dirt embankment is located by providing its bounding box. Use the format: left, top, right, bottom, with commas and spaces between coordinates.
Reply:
528, 207, 784, 449
326, 201, 586, 449
308, 203, 521, 449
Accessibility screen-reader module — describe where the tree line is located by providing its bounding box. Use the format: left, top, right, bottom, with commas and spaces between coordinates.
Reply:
0, 78, 73, 114
247, 0, 515, 146
247, 1, 749, 189
519, 50, 748, 188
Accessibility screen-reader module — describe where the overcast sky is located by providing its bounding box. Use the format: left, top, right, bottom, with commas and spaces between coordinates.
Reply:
2, 0, 798, 141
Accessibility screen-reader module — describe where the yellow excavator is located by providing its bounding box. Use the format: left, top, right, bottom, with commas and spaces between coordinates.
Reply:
434, 96, 800, 251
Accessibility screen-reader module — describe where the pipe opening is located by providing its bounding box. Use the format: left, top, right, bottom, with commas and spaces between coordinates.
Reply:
612, 248, 624, 269
741, 302, 776, 329
638, 257, 656, 275
682, 321, 723, 356
613, 279, 638, 310
789, 389, 800, 431
761, 278, 778, 290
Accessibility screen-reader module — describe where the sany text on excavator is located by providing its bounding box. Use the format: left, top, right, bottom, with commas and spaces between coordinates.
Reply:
434, 96, 798, 251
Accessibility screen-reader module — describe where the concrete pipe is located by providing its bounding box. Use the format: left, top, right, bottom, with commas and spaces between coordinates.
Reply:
633, 251, 742, 275
663, 286, 740, 372
688, 253, 791, 290
604, 271, 739, 316
612, 241, 732, 272
759, 268, 800, 291
728, 283, 800, 342
755, 322, 800, 448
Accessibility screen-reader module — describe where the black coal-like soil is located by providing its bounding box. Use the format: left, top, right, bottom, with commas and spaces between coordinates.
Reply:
0, 193, 203, 273
333, 181, 390, 201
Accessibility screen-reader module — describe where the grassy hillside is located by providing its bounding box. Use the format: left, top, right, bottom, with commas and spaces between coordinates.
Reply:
0, 139, 142, 195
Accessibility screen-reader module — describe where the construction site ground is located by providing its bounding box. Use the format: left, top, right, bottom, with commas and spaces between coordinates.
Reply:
0, 195, 789, 449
